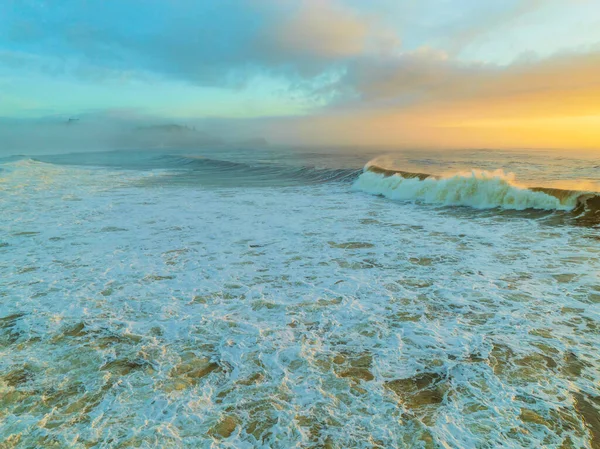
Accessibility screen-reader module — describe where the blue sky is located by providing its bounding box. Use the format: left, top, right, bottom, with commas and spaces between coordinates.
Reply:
1, 0, 599, 148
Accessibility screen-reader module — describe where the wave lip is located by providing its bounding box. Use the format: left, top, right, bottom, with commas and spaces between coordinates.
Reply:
355, 165, 599, 214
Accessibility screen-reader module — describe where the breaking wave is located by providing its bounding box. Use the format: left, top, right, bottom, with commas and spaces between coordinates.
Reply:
4, 154, 599, 225
355, 164, 600, 218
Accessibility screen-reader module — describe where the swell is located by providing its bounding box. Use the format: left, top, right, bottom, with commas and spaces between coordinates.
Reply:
356, 165, 600, 223
146, 155, 361, 186
1, 152, 361, 187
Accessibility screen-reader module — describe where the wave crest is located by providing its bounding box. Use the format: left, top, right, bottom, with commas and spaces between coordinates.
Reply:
355, 165, 597, 213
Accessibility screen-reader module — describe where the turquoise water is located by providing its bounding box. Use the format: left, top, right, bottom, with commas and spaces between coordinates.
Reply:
1, 147, 599, 448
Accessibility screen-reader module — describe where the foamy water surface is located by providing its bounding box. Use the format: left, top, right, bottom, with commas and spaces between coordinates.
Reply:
1, 149, 599, 448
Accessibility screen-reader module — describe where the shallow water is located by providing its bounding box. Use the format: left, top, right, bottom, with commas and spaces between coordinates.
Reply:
1, 148, 599, 448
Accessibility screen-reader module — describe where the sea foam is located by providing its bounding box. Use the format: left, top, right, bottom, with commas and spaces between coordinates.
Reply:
2, 154, 599, 448
354, 167, 580, 211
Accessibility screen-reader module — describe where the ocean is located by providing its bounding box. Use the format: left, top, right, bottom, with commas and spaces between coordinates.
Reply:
1, 147, 599, 448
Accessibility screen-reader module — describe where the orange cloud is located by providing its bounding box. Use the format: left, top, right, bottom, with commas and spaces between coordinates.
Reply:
261, 49, 600, 150
269, 1, 368, 57
344, 49, 600, 111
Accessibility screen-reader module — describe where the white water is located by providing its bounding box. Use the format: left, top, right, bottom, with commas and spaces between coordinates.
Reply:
1, 158, 599, 448
354, 169, 578, 211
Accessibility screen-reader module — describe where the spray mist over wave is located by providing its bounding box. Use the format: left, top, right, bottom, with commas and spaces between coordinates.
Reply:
354, 163, 600, 217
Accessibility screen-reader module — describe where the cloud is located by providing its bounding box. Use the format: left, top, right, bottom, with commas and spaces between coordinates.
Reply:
437, 0, 549, 56
258, 0, 370, 59
2, 0, 600, 149
334, 47, 600, 117
222, 47, 600, 149
0, 0, 397, 89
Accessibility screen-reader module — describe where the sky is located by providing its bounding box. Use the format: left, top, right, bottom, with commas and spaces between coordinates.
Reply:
1, 0, 600, 149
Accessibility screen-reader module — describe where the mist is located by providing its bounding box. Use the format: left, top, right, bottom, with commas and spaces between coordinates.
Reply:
0, 116, 275, 157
